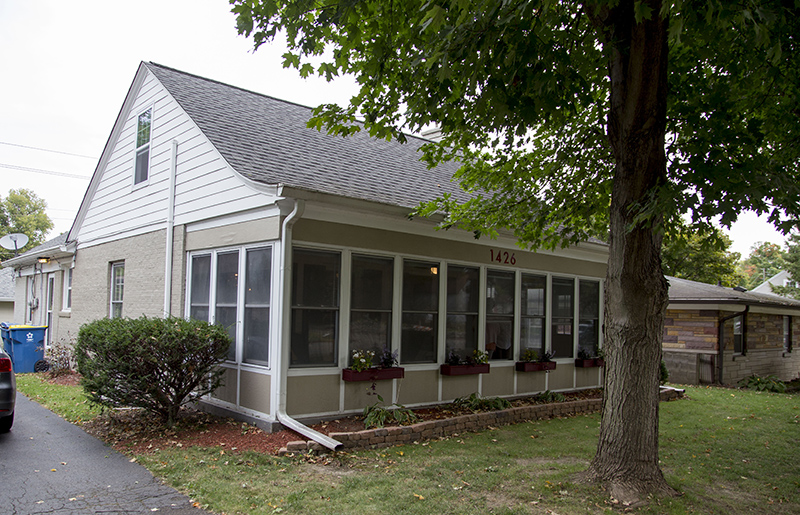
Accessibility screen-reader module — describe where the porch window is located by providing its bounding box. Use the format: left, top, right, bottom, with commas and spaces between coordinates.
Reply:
520, 273, 546, 358
551, 277, 574, 358
578, 280, 600, 357
485, 270, 514, 360
350, 254, 393, 362
110, 262, 124, 318
445, 265, 479, 361
134, 108, 152, 185
291, 248, 340, 367
401, 260, 439, 364
188, 246, 272, 366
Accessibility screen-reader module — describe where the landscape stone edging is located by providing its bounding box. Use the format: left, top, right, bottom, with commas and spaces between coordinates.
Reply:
279, 389, 683, 455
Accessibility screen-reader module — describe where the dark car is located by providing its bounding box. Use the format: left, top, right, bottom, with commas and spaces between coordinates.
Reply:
0, 346, 15, 432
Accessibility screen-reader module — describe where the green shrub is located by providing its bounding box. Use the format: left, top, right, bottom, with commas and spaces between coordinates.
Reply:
660, 360, 670, 385
363, 394, 419, 429
534, 390, 566, 403
75, 316, 231, 426
453, 392, 511, 411
738, 374, 786, 393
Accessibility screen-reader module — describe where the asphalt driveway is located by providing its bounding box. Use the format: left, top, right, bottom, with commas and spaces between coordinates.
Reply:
0, 393, 210, 514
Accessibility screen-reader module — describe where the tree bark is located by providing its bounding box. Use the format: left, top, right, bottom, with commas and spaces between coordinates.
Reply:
581, 0, 679, 503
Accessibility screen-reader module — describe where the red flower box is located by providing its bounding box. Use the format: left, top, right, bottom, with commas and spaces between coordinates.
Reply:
575, 358, 603, 368
342, 367, 405, 382
515, 361, 557, 372
440, 363, 490, 376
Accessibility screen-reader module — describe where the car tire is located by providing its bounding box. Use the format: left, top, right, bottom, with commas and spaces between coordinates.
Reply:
0, 412, 13, 433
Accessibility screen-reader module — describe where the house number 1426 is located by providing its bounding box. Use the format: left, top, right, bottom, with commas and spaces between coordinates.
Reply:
489, 249, 516, 265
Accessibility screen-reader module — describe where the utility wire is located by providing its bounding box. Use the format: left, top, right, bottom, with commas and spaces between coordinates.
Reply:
0, 163, 91, 180
0, 141, 97, 160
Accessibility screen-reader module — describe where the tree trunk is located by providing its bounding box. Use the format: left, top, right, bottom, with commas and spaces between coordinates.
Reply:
581, 0, 679, 503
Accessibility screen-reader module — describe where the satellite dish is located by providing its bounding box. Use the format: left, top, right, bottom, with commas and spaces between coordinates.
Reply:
0, 233, 29, 256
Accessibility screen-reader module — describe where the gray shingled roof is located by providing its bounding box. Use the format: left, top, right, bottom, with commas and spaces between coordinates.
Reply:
668, 276, 800, 309
146, 63, 468, 209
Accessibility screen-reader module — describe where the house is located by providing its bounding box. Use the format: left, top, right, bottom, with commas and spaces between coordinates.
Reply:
1, 233, 75, 345
752, 270, 794, 295
2, 63, 609, 443
663, 276, 800, 385
0, 267, 16, 323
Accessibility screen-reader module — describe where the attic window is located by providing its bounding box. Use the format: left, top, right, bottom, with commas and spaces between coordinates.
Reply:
134, 108, 152, 184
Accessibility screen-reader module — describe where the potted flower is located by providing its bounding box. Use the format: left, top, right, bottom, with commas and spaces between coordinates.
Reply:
440, 349, 491, 376
515, 349, 557, 372
342, 347, 405, 382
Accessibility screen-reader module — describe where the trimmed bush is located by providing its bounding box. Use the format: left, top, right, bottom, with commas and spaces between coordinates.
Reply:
75, 316, 231, 426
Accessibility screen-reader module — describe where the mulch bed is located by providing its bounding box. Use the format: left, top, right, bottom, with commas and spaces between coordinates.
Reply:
44, 372, 601, 457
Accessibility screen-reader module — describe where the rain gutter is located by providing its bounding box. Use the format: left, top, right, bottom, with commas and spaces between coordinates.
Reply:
275, 198, 342, 451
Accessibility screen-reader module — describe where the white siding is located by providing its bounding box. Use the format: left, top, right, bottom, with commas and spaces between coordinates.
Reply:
75, 69, 278, 245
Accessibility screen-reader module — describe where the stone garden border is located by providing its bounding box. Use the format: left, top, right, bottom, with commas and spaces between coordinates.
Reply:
281, 387, 684, 454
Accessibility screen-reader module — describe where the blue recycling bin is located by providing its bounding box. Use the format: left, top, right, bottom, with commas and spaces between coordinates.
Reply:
0, 324, 48, 373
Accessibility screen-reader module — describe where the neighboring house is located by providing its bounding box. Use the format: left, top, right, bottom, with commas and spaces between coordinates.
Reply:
0, 267, 16, 323
752, 270, 794, 295
2, 63, 609, 439
663, 276, 800, 385
2, 233, 75, 345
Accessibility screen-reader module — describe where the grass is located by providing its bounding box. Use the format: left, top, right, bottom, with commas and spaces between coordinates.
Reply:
16, 375, 800, 514
15, 373, 102, 423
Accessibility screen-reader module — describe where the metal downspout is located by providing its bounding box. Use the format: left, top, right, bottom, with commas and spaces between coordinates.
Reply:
718, 305, 749, 384
276, 199, 342, 451
163, 140, 178, 317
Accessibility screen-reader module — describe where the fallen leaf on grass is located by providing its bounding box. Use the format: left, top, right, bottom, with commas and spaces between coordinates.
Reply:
414, 493, 425, 500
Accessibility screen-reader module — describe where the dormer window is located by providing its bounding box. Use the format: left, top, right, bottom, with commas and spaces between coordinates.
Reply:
134, 108, 152, 184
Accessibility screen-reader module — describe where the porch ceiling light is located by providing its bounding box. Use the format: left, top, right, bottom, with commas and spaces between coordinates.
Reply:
37, 257, 50, 264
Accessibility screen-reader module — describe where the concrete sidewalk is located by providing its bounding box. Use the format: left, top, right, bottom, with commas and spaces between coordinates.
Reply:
0, 393, 211, 514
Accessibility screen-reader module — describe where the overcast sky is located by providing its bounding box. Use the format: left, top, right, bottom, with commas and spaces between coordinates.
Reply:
0, 0, 787, 257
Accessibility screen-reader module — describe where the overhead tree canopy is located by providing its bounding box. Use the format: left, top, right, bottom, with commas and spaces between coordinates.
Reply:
0, 188, 53, 261
231, 0, 800, 503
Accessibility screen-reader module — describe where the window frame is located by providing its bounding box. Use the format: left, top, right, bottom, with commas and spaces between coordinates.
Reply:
400, 259, 441, 364
109, 262, 124, 318
349, 253, 395, 365
290, 247, 341, 368
733, 315, 745, 355
133, 106, 153, 186
784, 315, 792, 353
62, 267, 73, 312
186, 244, 274, 368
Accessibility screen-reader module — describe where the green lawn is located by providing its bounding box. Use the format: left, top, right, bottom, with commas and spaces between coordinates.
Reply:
16, 375, 800, 514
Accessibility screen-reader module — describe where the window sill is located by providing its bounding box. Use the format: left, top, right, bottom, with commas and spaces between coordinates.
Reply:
58, 311, 71, 318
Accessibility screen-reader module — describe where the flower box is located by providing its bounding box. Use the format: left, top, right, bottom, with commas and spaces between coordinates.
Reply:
342, 367, 405, 382
440, 363, 490, 376
515, 361, 557, 372
574, 358, 603, 368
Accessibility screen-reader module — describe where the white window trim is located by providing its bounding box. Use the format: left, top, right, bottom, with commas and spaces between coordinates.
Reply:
132, 105, 153, 188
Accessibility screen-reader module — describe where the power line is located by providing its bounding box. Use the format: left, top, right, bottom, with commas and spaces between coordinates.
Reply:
0, 163, 91, 180
0, 141, 97, 160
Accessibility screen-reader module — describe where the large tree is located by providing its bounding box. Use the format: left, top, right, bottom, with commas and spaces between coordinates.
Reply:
231, 0, 800, 503
771, 233, 800, 298
739, 241, 787, 289
662, 226, 744, 287
0, 188, 54, 261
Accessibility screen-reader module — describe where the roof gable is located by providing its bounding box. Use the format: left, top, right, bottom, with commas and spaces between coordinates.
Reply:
145, 62, 467, 209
